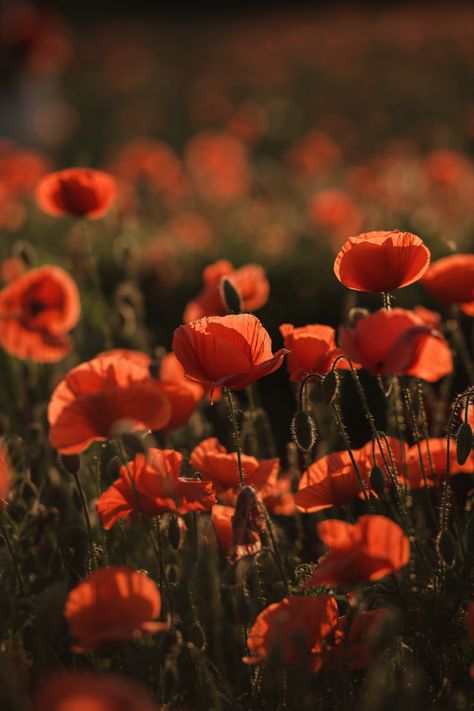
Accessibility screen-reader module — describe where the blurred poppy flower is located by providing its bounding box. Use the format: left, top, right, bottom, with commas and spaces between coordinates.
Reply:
0, 439, 11, 507
338, 308, 453, 382
64, 566, 168, 653
305, 515, 410, 587
279, 323, 348, 381
295, 438, 406, 512
172, 314, 287, 392
98, 348, 203, 431
308, 189, 363, 242
0, 265, 80, 362
96, 448, 216, 530
35, 168, 116, 219
286, 130, 341, 177
0, 257, 25, 284
321, 608, 390, 671
334, 230, 430, 292
189, 437, 279, 503
413, 305, 441, 329
183, 260, 270, 322
32, 671, 160, 711
243, 595, 339, 670
211, 491, 264, 563
403, 437, 474, 489
184, 131, 250, 203
211, 504, 235, 552
48, 353, 172, 454
421, 254, 474, 316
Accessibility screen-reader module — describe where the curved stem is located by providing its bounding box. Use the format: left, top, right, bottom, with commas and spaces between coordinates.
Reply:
331, 401, 370, 505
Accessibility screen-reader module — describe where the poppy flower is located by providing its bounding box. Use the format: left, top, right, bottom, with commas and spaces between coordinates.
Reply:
98, 348, 203, 431
35, 167, 116, 219
0, 439, 11, 507
48, 353, 172, 454
334, 230, 430, 292
32, 671, 160, 711
64, 566, 169, 653
421, 254, 474, 316
403, 437, 474, 489
0, 264, 80, 362
295, 438, 407, 512
0, 257, 25, 284
189, 437, 279, 504
413, 305, 441, 329
172, 314, 287, 392
243, 595, 339, 670
305, 515, 410, 587
321, 608, 390, 671
338, 308, 453, 382
279, 323, 348, 381
96, 448, 216, 530
183, 259, 270, 322
211, 496, 263, 563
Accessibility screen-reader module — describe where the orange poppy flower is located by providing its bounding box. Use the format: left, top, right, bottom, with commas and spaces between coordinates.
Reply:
172, 314, 286, 392
421, 254, 474, 316
338, 308, 453, 382
413, 305, 441, 329
189, 437, 279, 504
305, 515, 410, 587
321, 608, 389, 671
35, 167, 116, 219
98, 348, 203, 431
243, 595, 339, 670
295, 438, 407, 512
279, 323, 348, 381
0, 257, 25, 284
0, 265, 80, 362
0, 439, 11, 507
183, 259, 270, 322
334, 230, 430, 292
64, 566, 169, 653
48, 353, 172, 454
96, 448, 216, 530
403, 437, 474, 489
32, 671, 160, 711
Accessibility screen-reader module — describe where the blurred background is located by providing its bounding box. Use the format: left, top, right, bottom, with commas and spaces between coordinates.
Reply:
0, 0, 473, 450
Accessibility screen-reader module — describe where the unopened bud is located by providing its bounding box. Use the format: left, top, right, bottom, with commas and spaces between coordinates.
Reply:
370, 465, 386, 498
456, 422, 472, 466
436, 529, 456, 568
290, 410, 317, 452
12, 240, 36, 267
57, 453, 81, 476
168, 516, 182, 550
320, 371, 340, 406
220, 277, 242, 314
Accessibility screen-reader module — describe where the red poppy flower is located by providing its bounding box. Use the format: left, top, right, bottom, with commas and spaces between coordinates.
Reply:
172, 314, 287, 392
321, 608, 390, 671
279, 323, 348, 381
243, 595, 339, 670
305, 515, 410, 587
48, 353, 172, 454
0, 439, 11, 507
98, 348, 203, 431
211, 499, 263, 563
338, 308, 453, 382
334, 230, 430, 292
32, 671, 160, 711
403, 437, 474, 489
421, 254, 474, 316
413, 305, 441, 329
64, 566, 169, 653
0, 265, 80, 362
295, 438, 407, 512
0, 257, 25, 284
189, 437, 279, 504
35, 168, 116, 219
183, 259, 270, 322
96, 448, 216, 530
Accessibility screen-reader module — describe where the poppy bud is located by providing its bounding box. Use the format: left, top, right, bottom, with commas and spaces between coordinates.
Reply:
168, 516, 182, 550
57, 453, 81, 476
220, 277, 242, 314
456, 422, 472, 466
107, 455, 122, 478
320, 371, 340, 406
370, 465, 386, 498
12, 239, 36, 267
117, 304, 137, 337
290, 410, 317, 452
188, 621, 207, 651
436, 530, 456, 568
348, 307, 369, 326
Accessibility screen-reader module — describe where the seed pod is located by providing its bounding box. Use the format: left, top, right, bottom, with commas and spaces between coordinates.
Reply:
370, 465, 386, 498
348, 307, 369, 326
220, 277, 242, 314
168, 516, 182, 550
456, 422, 472, 466
436, 529, 456, 568
57, 453, 81, 476
290, 410, 317, 452
320, 371, 340, 406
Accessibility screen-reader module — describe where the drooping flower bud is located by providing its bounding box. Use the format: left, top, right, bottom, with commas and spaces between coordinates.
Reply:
456, 422, 472, 466
290, 410, 317, 452
220, 277, 242, 314
436, 529, 456, 568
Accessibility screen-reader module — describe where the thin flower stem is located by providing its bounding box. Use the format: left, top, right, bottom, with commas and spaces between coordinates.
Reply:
415, 380, 436, 481
331, 401, 371, 505
245, 385, 259, 457
80, 218, 113, 349
261, 505, 289, 594
71, 469, 96, 571
225, 388, 245, 489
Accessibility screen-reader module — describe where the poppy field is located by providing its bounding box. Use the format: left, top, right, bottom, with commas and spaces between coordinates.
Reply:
0, 4, 473, 711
